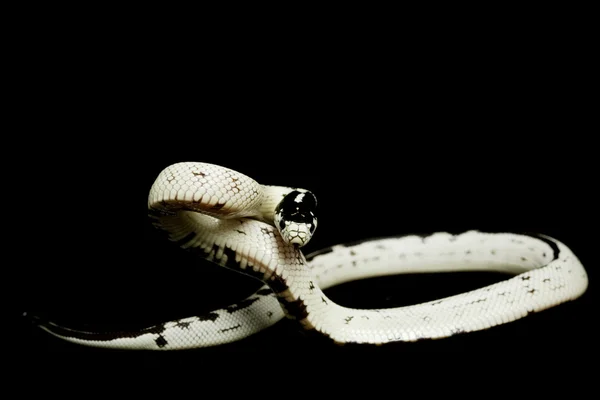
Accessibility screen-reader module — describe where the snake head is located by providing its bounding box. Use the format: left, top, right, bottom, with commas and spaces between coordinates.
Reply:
274, 190, 318, 248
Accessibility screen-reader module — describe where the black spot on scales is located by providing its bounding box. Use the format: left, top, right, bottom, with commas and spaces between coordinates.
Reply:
220, 324, 242, 333
197, 313, 219, 322
155, 336, 168, 348
175, 321, 192, 330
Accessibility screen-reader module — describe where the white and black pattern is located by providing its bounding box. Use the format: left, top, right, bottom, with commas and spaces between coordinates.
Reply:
30, 162, 589, 349
274, 189, 318, 248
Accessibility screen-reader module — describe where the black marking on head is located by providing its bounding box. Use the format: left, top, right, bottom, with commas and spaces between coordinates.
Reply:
267, 311, 273, 318
321, 296, 328, 305
225, 297, 260, 313
275, 190, 317, 226
543, 278, 551, 283
155, 335, 168, 348
309, 281, 315, 290
465, 250, 472, 254
192, 171, 206, 177
235, 230, 247, 235
344, 316, 354, 325
350, 250, 357, 256
528, 289, 537, 294
197, 313, 219, 322
256, 288, 273, 296
220, 324, 242, 333
521, 276, 531, 281
175, 232, 197, 247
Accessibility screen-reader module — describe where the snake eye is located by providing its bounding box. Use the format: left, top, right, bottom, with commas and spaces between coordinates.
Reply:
279, 219, 286, 231
309, 224, 315, 234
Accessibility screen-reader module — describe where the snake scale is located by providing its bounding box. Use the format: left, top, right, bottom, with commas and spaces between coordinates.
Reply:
31, 162, 589, 350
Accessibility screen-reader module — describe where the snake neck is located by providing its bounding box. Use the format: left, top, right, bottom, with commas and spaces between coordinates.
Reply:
257, 185, 297, 223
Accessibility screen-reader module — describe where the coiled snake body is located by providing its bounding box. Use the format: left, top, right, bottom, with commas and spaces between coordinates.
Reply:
33, 162, 589, 349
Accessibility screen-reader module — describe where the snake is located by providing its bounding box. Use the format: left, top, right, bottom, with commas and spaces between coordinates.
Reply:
30, 161, 589, 350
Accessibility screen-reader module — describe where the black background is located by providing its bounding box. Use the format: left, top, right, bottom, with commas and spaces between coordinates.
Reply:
15, 27, 595, 371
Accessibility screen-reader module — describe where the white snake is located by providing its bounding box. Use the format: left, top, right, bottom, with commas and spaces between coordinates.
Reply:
32, 162, 589, 350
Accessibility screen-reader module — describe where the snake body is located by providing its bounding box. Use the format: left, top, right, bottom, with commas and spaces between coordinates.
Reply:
32, 162, 588, 349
